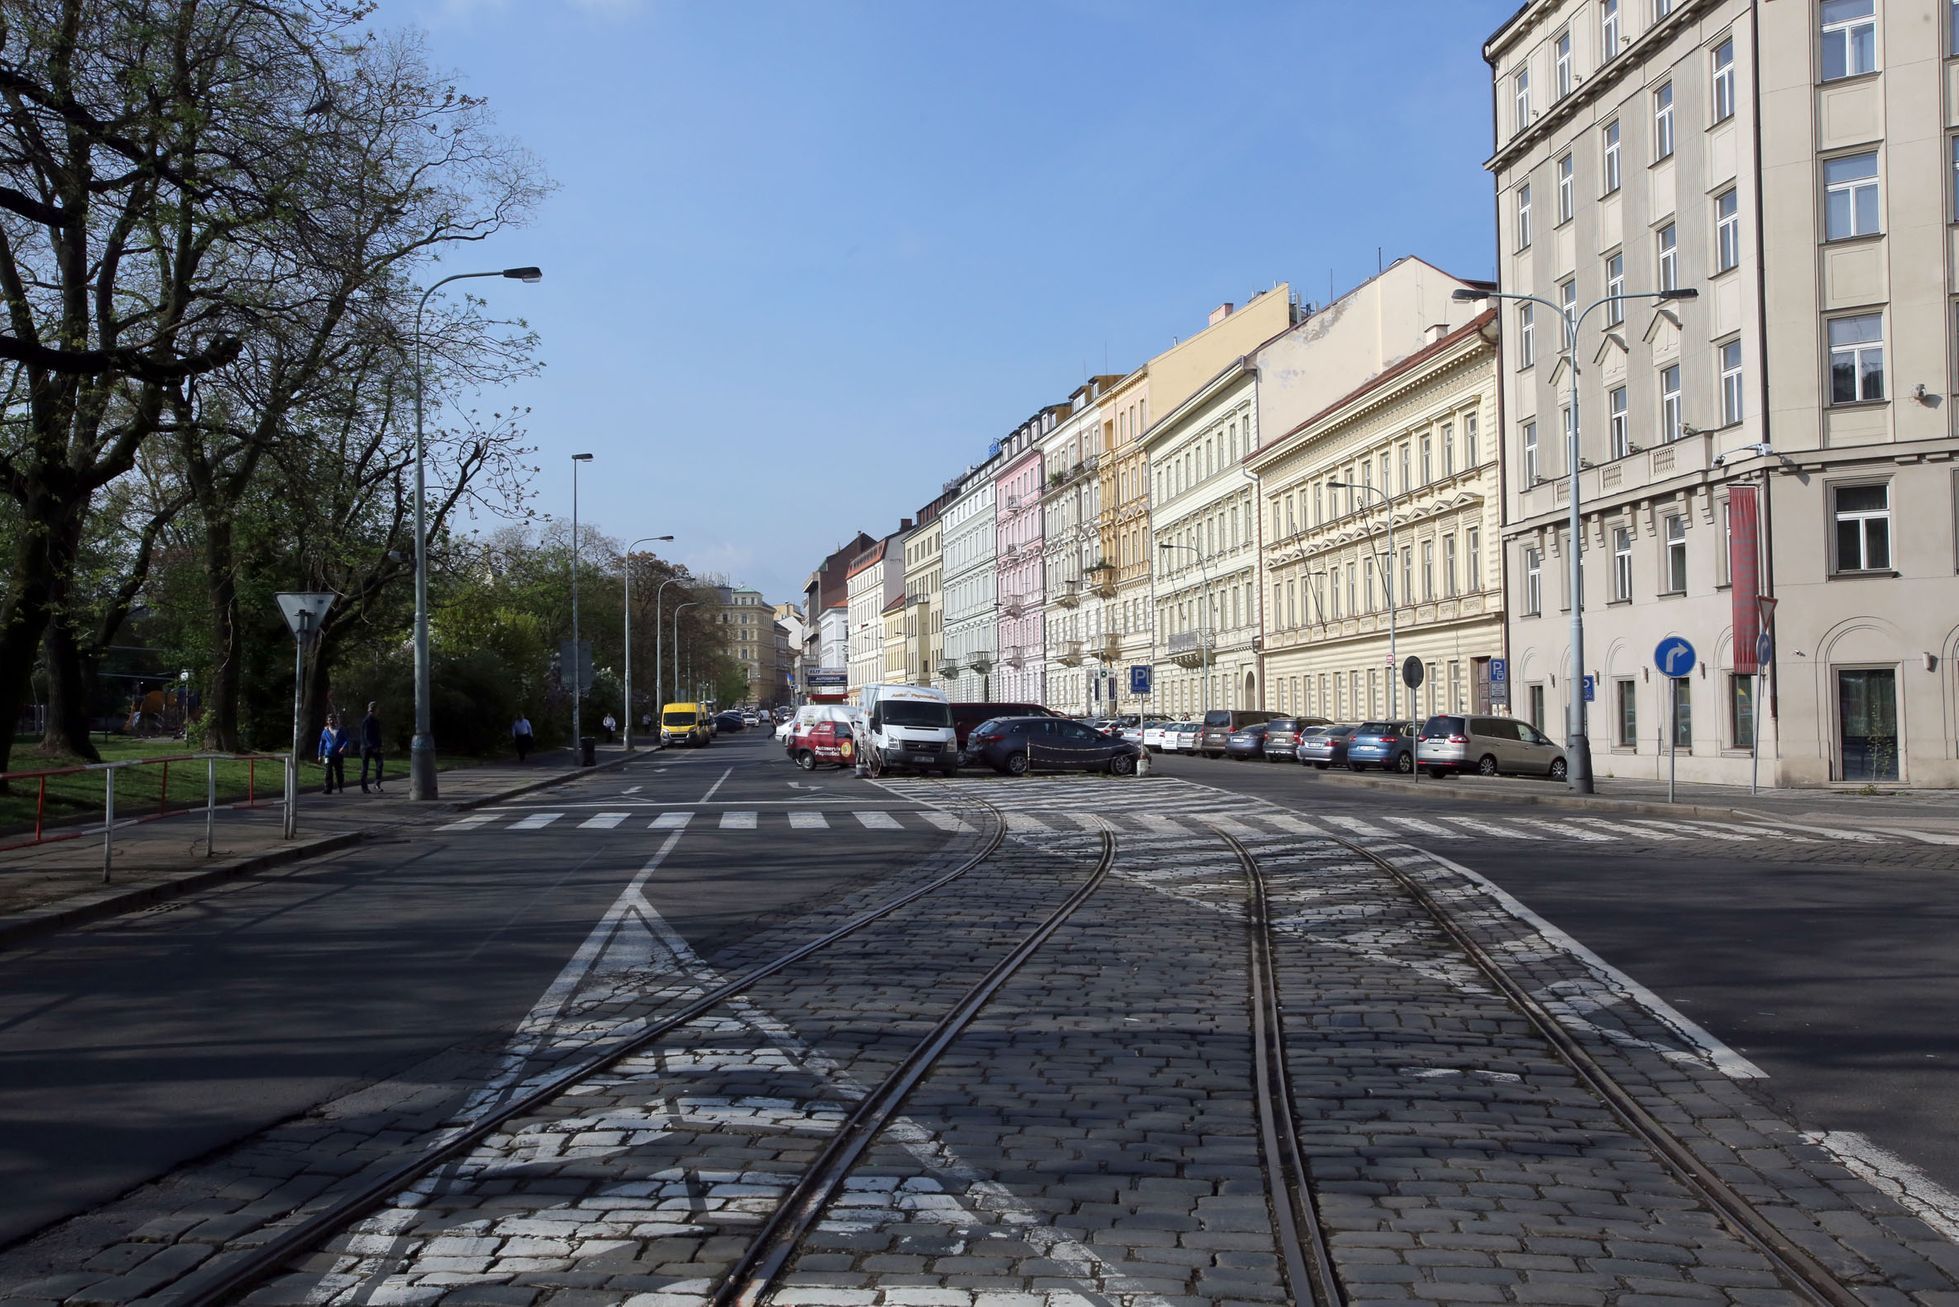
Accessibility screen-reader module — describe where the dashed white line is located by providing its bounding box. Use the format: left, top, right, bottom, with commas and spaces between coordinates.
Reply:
650, 812, 693, 830
508, 812, 562, 831
854, 810, 902, 831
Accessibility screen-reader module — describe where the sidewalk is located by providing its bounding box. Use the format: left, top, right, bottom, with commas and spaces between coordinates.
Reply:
0, 743, 646, 948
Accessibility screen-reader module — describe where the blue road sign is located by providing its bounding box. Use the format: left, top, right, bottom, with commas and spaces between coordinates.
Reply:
1755, 632, 1773, 667
1129, 664, 1152, 695
1489, 657, 1508, 684
1582, 674, 1596, 702
1654, 636, 1696, 679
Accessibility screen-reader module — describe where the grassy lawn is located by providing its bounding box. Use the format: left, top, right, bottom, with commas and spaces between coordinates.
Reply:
0, 736, 495, 839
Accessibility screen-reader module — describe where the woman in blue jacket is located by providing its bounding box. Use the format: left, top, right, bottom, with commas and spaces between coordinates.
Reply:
317, 713, 350, 794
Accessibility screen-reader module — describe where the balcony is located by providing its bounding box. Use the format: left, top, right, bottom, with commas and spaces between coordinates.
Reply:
1095, 638, 1122, 664
937, 661, 961, 681
1003, 645, 1025, 669
968, 651, 995, 675
1002, 593, 1025, 618
1056, 639, 1083, 666
1052, 579, 1081, 608
1167, 628, 1215, 669
1087, 562, 1118, 598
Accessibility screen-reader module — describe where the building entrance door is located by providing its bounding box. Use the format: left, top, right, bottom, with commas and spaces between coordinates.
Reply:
1837, 667, 1898, 782
1472, 656, 1492, 714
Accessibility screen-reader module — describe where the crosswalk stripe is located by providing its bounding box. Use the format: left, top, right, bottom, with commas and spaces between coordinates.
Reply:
651, 812, 693, 830
854, 810, 902, 830
1134, 814, 1191, 834
1006, 813, 1054, 833
788, 810, 828, 830
1379, 815, 1468, 839
438, 814, 497, 832
578, 812, 629, 830
1633, 819, 1753, 843
1261, 814, 1329, 837
918, 811, 972, 833
1321, 814, 1395, 839
721, 811, 757, 830
1199, 814, 1264, 837
510, 812, 562, 831
1570, 817, 1686, 841
1511, 817, 1613, 842
1435, 815, 1543, 841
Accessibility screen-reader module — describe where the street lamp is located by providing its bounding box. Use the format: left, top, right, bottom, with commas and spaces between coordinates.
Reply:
653, 572, 693, 746
672, 601, 701, 703
1329, 479, 1399, 719
569, 453, 594, 758
1158, 541, 1213, 723
622, 535, 676, 751
409, 265, 542, 801
1454, 282, 1698, 793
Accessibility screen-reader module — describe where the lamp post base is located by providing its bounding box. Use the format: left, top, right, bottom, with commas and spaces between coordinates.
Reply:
409, 736, 439, 800
1566, 731, 1595, 794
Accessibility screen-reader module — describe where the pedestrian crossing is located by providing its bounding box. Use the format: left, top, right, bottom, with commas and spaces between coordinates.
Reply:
437, 803, 1900, 847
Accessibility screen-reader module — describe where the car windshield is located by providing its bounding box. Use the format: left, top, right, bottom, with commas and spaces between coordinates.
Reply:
1422, 716, 1464, 736
881, 700, 953, 728
1358, 721, 1402, 735
663, 711, 696, 726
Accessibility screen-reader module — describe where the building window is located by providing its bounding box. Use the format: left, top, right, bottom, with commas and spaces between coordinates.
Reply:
1712, 36, 1736, 121
1514, 67, 1532, 129
1661, 363, 1683, 440
1420, 540, 1434, 600
1464, 414, 1479, 465
1557, 153, 1575, 223
1524, 546, 1543, 614
1559, 279, 1577, 348
1605, 252, 1625, 324
1657, 221, 1678, 290
1442, 423, 1455, 476
1400, 546, 1414, 605
1523, 420, 1540, 483
1653, 82, 1675, 159
1616, 678, 1638, 747
1823, 152, 1880, 240
1730, 674, 1755, 749
1421, 434, 1433, 484
1673, 676, 1693, 748
1821, 0, 1877, 81
1828, 313, 1886, 404
1951, 135, 1959, 220
1833, 482, 1891, 571
1609, 385, 1630, 457
1663, 514, 1688, 593
1602, 0, 1622, 57
1516, 182, 1533, 249
1603, 120, 1622, 192
1613, 526, 1633, 600
1519, 304, 1535, 365
1399, 442, 1411, 493
1719, 338, 1744, 424
1952, 0, 1959, 56
1655, 0, 1675, 17
1715, 188, 1740, 271
1466, 526, 1481, 589
1556, 31, 1574, 97
1529, 683, 1548, 732
1444, 534, 1458, 596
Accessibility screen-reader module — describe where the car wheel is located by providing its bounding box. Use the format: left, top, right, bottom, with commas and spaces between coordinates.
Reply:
1313, 762, 1328, 771
1426, 766, 1450, 780
795, 750, 816, 771
1109, 752, 1136, 776
1005, 752, 1030, 776
939, 763, 959, 778
1348, 762, 1367, 772
953, 748, 968, 767
1477, 754, 1500, 777
1549, 757, 1569, 781
1394, 752, 1414, 775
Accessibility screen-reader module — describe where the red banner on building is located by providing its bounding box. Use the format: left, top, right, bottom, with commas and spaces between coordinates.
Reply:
1729, 484, 1761, 673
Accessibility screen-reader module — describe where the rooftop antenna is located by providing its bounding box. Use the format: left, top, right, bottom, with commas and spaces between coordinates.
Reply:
1377, 246, 1384, 274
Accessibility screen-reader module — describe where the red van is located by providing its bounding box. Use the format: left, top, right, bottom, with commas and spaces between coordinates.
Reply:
790, 718, 859, 771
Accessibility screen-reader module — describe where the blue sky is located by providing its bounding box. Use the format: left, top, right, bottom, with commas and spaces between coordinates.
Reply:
390, 0, 1514, 602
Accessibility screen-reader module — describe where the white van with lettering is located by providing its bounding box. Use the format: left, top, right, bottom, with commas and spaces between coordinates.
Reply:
859, 684, 958, 777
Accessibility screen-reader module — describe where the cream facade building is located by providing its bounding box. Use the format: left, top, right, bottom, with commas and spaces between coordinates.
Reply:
712, 586, 778, 708
844, 535, 896, 702
1095, 368, 1153, 717
881, 593, 907, 685
1040, 379, 1118, 715
940, 457, 1000, 701
901, 503, 946, 689
1250, 313, 1505, 729
1486, 0, 1959, 786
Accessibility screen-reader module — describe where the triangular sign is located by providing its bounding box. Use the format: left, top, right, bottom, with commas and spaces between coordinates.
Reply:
276, 591, 336, 639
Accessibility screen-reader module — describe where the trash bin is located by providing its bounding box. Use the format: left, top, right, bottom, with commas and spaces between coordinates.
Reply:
579, 735, 596, 766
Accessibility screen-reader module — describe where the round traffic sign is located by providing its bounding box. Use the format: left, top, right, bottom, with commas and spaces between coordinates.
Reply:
1402, 655, 1425, 688
1755, 632, 1773, 666
1654, 635, 1696, 678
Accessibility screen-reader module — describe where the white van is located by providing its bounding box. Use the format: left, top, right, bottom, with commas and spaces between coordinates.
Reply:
859, 684, 957, 776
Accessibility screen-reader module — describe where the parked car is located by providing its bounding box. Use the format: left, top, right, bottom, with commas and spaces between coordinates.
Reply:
1197, 708, 1283, 758
1296, 724, 1358, 769
1288, 724, 1331, 763
1223, 721, 1274, 760
1347, 720, 1417, 773
965, 716, 1142, 776
1168, 721, 1202, 752
714, 711, 745, 733
948, 701, 1056, 766
1418, 714, 1568, 780
790, 718, 858, 771
1261, 716, 1328, 761
660, 702, 713, 748
783, 703, 854, 750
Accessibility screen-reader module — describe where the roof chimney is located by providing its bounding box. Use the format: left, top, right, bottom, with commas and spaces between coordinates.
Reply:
1425, 322, 1451, 345
1208, 302, 1235, 327
900, 517, 914, 532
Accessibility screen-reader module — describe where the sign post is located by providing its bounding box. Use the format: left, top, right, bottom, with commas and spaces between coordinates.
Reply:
1752, 629, 1771, 796
276, 592, 336, 839
1402, 657, 1425, 782
1654, 636, 1696, 804
1488, 657, 1509, 708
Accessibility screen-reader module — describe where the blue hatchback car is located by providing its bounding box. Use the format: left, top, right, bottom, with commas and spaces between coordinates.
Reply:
1345, 720, 1416, 773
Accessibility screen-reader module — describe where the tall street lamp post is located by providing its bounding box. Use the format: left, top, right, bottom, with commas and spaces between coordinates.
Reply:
409, 265, 541, 801
653, 573, 692, 745
1455, 284, 1698, 793
1157, 541, 1212, 723
672, 601, 701, 703
569, 453, 594, 757
1329, 479, 1399, 718
622, 536, 676, 752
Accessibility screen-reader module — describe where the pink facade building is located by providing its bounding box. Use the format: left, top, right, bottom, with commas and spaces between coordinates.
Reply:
992, 411, 1055, 704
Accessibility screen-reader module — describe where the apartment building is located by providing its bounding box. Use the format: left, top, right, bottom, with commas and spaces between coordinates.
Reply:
845, 530, 904, 702
712, 586, 777, 707
801, 532, 875, 699
773, 602, 806, 703
901, 497, 949, 688
994, 413, 1057, 704
1486, 0, 1959, 785
1040, 379, 1119, 715
940, 456, 1001, 701
1095, 367, 1152, 716
1249, 312, 1505, 726
881, 593, 907, 685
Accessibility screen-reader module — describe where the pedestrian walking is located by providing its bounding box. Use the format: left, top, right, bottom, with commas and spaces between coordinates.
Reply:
359, 701, 385, 793
317, 713, 350, 794
601, 712, 616, 744
512, 712, 534, 762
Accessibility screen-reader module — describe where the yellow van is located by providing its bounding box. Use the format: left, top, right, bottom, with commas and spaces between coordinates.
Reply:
660, 702, 713, 748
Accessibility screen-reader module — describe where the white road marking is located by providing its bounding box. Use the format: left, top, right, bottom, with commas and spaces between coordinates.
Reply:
1260, 813, 1330, 837
509, 812, 563, 831
578, 813, 628, 830
1865, 826, 1959, 846
1762, 820, 1879, 843
788, 810, 829, 830
1434, 815, 1543, 841
621, 785, 642, 795
1379, 815, 1468, 839
437, 814, 497, 832
720, 811, 757, 830
1134, 814, 1192, 834
854, 810, 902, 831
650, 812, 692, 830
1570, 817, 1687, 841
700, 767, 733, 802
1805, 1131, 1959, 1242
1635, 819, 1754, 843
918, 811, 972, 833
1005, 813, 1053, 833
1198, 814, 1265, 838
1321, 814, 1395, 838
1510, 817, 1613, 842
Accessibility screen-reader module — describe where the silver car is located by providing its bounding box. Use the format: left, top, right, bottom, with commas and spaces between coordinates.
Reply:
1167, 722, 1202, 752
1417, 714, 1568, 780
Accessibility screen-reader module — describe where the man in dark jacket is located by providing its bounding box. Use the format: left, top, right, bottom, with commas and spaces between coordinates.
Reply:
359, 702, 385, 793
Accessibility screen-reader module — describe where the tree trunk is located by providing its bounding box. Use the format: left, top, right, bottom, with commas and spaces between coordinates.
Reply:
200, 514, 244, 752
0, 485, 91, 779
38, 607, 101, 761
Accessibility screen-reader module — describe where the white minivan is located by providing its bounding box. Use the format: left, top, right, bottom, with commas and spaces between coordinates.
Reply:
859, 684, 958, 777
